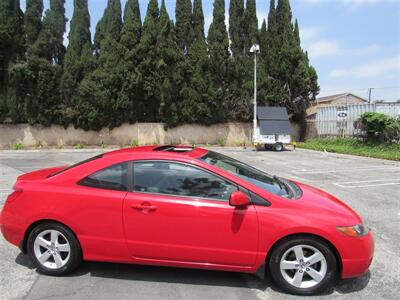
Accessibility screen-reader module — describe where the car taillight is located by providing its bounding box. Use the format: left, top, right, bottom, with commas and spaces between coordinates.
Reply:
5, 186, 23, 203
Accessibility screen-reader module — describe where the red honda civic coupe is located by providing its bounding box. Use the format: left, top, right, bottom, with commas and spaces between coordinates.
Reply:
1, 145, 373, 295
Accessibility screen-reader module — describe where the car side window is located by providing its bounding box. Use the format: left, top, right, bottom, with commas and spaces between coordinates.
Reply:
79, 162, 128, 191
133, 161, 237, 200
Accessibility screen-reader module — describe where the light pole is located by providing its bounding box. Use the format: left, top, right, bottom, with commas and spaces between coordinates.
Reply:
250, 44, 260, 142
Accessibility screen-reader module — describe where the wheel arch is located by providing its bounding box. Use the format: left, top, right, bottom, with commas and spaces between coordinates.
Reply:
264, 232, 342, 276
20, 219, 81, 254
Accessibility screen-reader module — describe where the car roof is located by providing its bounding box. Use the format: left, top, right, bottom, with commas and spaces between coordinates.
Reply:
103, 145, 208, 159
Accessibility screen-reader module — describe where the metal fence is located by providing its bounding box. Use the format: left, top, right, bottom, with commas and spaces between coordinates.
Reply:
311, 103, 400, 137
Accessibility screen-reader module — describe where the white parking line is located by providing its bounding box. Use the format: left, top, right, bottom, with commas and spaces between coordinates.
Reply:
333, 178, 400, 188
292, 166, 400, 174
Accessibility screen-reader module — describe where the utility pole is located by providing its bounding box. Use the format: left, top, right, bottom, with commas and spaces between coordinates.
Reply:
368, 88, 374, 104
250, 44, 260, 141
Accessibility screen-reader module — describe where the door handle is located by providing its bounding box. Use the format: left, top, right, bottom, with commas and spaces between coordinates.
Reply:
130, 203, 157, 211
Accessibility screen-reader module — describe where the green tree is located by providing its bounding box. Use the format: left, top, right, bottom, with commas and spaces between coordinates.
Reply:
61, 0, 94, 125
75, 0, 125, 130
137, 0, 160, 121
208, 0, 229, 122
6, 0, 43, 123
118, 0, 142, 124
158, 0, 185, 125
120, 0, 141, 51
0, 0, 25, 121
244, 0, 258, 51
10, 0, 66, 125
181, 0, 215, 125
229, 0, 244, 57
175, 0, 193, 54
24, 0, 43, 47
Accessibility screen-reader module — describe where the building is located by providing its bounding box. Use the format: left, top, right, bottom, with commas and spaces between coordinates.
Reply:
306, 93, 367, 120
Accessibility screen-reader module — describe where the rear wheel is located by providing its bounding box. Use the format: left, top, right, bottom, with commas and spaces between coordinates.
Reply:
268, 236, 337, 295
27, 222, 82, 276
274, 143, 284, 152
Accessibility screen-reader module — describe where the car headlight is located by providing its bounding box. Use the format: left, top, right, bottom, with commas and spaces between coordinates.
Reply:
337, 223, 369, 237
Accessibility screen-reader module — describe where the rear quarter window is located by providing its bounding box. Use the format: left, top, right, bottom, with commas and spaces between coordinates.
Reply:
78, 162, 128, 191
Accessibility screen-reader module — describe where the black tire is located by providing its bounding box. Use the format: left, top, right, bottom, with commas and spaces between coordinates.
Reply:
268, 235, 337, 295
27, 222, 82, 276
274, 143, 284, 152
264, 144, 272, 151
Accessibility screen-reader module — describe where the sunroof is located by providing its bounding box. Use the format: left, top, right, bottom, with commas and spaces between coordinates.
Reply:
153, 145, 194, 152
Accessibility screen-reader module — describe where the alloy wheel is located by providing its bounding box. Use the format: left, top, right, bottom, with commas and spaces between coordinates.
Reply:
279, 244, 327, 289
33, 229, 71, 269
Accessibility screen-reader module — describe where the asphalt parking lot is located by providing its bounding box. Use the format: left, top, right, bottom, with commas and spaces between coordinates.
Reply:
0, 147, 399, 300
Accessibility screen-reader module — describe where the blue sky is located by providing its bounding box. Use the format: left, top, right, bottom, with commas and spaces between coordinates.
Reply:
20, 0, 400, 101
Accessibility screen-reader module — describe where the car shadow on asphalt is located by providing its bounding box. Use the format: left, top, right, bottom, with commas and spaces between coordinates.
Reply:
15, 253, 371, 296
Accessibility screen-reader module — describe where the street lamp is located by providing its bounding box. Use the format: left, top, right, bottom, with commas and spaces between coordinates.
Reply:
250, 44, 260, 142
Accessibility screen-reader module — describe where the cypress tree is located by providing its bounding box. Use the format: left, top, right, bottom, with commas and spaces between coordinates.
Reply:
75, 0, 125, 130
0, 0, 24, 121
244, 0, 258, 51
120, 0, 141, 51
0, 0, 24, 81
9, 0, 44, 124
208, 0, 229, 122
229, 0, 244, 57
180, 0, 214, 125
175, 0, 193, 54
158, 0, 186, 125
118, 0, 142, 124
31, 0, 66, 64
28, 0, 66, 124
137, 0, 160, 121
94, 0, 122, 58
61, 0, 94, 125
265, 0, 278, 75
259, 19, 267, 61
24, 0, 43, 47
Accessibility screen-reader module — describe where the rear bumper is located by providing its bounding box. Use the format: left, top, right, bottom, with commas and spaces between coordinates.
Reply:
0, 207, 25, 248
341, 232, 374, 278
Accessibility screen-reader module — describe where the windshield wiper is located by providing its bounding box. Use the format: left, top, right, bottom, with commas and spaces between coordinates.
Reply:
273, 175, 291, 197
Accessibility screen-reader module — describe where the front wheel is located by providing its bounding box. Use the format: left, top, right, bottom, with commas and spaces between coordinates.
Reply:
268, 236, 337, 295
27, 222, 82, 276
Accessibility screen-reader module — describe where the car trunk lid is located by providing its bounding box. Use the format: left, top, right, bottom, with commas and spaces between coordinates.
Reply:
17, 166, 67, 181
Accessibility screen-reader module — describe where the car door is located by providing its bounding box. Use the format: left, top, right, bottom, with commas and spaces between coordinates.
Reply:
69, 162, 131, 261
123, 161, 259, 267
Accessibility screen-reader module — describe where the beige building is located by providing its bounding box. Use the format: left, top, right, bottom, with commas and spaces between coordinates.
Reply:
306, 93, 368, 119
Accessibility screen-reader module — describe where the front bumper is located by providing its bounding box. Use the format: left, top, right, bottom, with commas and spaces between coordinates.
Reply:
341, 232, 374, 278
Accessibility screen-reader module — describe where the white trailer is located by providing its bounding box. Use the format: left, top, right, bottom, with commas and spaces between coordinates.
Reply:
252, 107, 294, 152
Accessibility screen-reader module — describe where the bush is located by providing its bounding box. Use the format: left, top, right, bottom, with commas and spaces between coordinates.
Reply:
359, 112, 400, 143
12, 141, 24, 150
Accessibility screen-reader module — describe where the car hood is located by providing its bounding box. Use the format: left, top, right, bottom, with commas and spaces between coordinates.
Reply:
292, 181, 362, 225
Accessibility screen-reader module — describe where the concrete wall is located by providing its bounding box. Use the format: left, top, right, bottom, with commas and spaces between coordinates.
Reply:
0, 123, 254, 148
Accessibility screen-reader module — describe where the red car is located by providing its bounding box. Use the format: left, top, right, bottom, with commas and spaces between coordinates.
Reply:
1, 145, 373, 295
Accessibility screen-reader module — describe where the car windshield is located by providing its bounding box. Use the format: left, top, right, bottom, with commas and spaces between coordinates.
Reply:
199, 151, 290, 198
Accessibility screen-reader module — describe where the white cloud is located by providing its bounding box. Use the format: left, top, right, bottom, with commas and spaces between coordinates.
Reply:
300, 27, 321, 43
330, 56, 400, 78
340, 0, 398, 5
352, 44, 383, 56
300, 0, 398, 4
307, 40, 342, 58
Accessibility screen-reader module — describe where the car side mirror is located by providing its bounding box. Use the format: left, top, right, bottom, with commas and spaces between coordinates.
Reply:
229, 190, 250, 207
